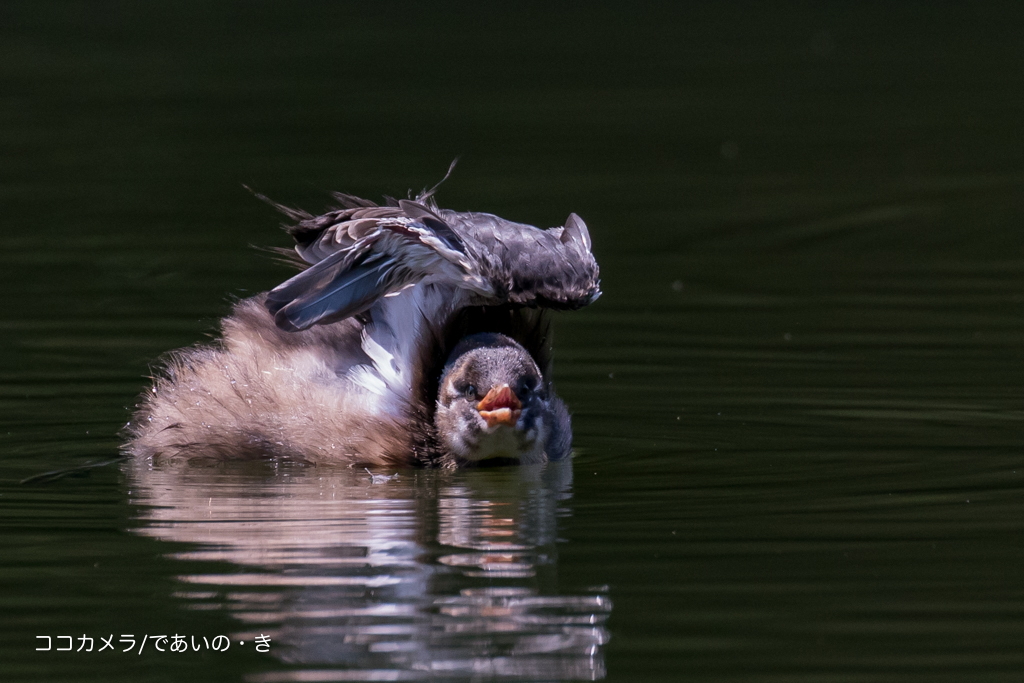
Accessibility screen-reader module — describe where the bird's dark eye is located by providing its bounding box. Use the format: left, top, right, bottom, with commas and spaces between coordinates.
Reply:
457, 383, 476, 398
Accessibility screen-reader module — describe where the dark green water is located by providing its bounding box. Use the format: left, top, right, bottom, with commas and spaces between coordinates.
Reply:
3, 2, 1024, 681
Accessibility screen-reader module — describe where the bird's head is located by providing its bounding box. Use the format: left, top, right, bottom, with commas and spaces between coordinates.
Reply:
434, 333, 557, 465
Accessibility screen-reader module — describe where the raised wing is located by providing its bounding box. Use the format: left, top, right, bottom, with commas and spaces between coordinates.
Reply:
264, 192, 600, 332
441, 209, 601, 311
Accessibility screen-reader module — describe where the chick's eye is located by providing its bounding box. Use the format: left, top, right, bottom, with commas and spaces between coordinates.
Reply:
458, 384, 476, 398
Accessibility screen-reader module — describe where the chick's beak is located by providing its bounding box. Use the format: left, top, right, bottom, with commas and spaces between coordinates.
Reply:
477, 384, 523, 428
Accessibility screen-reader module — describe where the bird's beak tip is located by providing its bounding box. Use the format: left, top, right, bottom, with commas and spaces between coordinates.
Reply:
477, 385, 522, 427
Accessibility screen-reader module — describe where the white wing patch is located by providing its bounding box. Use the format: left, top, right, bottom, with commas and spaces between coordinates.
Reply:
349, 365, 389, 397
360, 328, 406, 394
347, 282, 465, 418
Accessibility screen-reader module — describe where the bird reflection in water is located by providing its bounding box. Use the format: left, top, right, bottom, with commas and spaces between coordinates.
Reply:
127, 459, 610, 681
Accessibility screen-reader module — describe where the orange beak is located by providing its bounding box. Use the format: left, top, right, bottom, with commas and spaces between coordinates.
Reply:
476, 384, 522, 428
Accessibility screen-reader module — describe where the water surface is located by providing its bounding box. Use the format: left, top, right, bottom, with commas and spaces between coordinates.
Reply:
3, 3, 1024, 682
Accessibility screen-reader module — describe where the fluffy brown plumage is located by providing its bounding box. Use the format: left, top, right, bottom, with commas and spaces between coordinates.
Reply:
126, 297, 434, 466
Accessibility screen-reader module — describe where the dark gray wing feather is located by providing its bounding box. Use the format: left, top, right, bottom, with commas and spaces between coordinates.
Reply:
263, 192, 600, 332
266, 247, 408, 332
442, 210, 601, 310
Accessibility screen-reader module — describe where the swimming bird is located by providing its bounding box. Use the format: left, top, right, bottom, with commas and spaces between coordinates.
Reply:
125, 180, 600, 468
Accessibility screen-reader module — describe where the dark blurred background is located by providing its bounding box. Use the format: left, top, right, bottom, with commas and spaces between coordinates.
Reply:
3, 2, 1024, 682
